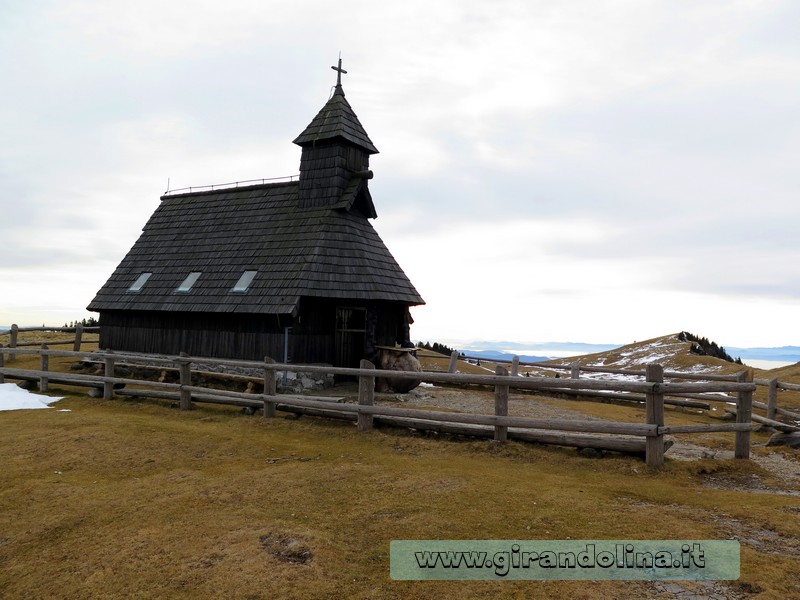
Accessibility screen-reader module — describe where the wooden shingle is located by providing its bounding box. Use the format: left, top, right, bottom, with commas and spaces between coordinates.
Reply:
87, 181, 423, 315
292, 84, 378, 154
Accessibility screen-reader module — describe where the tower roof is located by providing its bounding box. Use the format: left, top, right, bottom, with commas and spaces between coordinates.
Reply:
293, 84, 379, 154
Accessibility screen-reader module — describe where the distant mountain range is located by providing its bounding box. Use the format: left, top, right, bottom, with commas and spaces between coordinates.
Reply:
452, 340, 620, 361
459, 349, 552, 363
461, 340, 619, 355
728, 346, 800, 363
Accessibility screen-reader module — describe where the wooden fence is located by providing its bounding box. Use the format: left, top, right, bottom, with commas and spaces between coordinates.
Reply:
0, 345, 763, 469
0, 324, 99, 359
455, 351, 800, 427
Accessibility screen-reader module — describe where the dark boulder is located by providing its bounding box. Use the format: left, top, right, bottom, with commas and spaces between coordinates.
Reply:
766, 431, 800, 449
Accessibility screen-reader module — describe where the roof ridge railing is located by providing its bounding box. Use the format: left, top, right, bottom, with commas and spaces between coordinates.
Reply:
163, 175, 300, 196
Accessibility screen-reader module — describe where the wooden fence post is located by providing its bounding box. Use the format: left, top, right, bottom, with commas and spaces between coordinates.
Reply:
73, 324, 84, 352
0, 347, 4, 383
735, 371, 753, 459
357, 359, 375, 431
8, 324, 18, 363
645, 363, 665, 468
494, 366, 509, 442
447, 350, 459, 374
39, 344, 49, 392
767, 377, 779, 421
570, 361, 580, 379
103, 350, 115, 400
263, 356, 277, 418
179, 352, 192, 410
511, 356, 520, 377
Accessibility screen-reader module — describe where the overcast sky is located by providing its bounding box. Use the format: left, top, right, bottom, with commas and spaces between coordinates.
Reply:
2, 0, 799, 348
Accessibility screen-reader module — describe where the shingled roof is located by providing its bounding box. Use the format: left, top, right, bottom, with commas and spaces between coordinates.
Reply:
293, 84, 378, 154
90, 69, 422, 319
87, 182, 424, 315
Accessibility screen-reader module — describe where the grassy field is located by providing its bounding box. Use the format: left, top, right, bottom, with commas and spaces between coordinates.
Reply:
1, 334, 799, 598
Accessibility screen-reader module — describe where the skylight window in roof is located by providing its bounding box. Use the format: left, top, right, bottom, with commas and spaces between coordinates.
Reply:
129, 272, 152, 292
176, 272, 202, 292
231, 270, 257, 292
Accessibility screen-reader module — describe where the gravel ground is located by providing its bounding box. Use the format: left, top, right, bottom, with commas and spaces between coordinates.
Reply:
378, 385, 610, 421
378, 385, 800, 490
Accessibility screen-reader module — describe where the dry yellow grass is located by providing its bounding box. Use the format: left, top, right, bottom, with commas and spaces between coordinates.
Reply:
1, 335, 799, 598
1, 385, 799, 599
0, 329, 99, 347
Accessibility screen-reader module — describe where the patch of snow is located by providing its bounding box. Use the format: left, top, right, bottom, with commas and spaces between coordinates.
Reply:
638, 352, 674, 363
581, 372, 642, 383
0, 383, 63, 411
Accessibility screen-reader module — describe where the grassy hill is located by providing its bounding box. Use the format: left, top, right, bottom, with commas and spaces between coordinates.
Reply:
1, 331, 800, 597
420, 333, 800, 414
2, 388, 799, 598
419, 333, 754, 375
537, 334, 738, 373
760, 361, 800, 381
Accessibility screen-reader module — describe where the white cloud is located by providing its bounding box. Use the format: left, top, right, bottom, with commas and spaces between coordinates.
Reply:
2, 0, 799, 346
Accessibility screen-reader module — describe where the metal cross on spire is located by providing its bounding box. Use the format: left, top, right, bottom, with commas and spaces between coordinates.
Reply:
331, 55, 347, 86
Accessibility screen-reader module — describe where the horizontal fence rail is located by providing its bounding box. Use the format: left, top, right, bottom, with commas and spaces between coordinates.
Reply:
0, 324, 99, 355
0, 344, 773, 468
442, 350, 799, 423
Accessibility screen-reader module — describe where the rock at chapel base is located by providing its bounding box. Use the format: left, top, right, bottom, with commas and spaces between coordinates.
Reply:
376, 351, 421, 393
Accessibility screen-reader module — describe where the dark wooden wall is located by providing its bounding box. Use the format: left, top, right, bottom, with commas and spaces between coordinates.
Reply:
298, 141, 370, 209
292, 298, 409, 366
97, 299, 411, 365
98, 311, 291, 361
